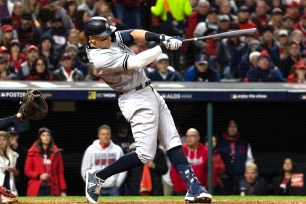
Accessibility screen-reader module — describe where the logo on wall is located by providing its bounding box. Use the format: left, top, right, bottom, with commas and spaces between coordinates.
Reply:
88, 91, 96, 100
291, 173, 304, 187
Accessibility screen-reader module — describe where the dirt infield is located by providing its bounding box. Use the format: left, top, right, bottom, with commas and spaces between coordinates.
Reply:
19, 201, 306, 204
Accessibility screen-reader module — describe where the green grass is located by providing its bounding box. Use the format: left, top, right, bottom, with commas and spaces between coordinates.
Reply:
17, 196, 306, 202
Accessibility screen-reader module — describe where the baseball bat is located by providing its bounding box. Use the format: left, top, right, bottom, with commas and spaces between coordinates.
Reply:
182, 28, 257, 42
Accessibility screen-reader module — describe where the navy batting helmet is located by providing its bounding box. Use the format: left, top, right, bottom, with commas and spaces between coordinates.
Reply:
84, 17, 116, 37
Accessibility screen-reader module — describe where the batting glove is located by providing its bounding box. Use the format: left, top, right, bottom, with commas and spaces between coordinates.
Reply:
164, 37, 183, 50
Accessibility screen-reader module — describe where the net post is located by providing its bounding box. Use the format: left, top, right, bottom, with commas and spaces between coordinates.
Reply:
207, 102, 213, 194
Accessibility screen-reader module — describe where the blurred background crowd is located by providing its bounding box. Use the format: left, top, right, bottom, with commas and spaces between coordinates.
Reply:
1, 0, 306, 83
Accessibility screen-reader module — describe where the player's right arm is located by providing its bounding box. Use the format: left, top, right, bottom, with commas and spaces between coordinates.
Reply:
92, 41, 181, 73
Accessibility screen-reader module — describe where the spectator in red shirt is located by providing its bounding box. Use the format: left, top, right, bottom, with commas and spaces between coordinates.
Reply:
186, 0, 209, 39
287, 61, 306, 83
170, 128, 208, 195
8, 39, 27, 74
236, 5, 256, 30
24, 127, 67, 196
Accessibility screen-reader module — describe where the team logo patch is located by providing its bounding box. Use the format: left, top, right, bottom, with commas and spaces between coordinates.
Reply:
105, 23, 110, 29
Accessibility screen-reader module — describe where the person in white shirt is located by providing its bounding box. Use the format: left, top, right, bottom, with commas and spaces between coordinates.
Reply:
81, 124, 126, 196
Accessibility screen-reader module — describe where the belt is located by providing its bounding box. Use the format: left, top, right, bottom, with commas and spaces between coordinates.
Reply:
120, 80, 151, 95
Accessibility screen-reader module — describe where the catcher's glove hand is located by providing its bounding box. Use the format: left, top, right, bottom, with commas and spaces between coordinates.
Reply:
19, 89, 48, 120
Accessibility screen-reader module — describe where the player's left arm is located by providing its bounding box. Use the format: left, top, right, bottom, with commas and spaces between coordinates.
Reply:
118, 29, 170, 44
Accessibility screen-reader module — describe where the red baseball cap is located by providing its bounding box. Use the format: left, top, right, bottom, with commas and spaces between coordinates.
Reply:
1, 25, 13, 33
26, 45, 38, 52
0, 46, 8, 53
295, 62, 306, 69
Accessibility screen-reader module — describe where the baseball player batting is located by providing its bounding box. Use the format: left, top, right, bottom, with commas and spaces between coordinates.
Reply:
84, 16, 212, 203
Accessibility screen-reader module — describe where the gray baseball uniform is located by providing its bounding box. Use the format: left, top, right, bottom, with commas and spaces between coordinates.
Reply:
87, 30, 182, 163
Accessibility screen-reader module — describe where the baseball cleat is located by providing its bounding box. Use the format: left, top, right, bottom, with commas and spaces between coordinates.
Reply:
85, 169, 104, 204
185, 186, 212, 203
0, 194, 18, 204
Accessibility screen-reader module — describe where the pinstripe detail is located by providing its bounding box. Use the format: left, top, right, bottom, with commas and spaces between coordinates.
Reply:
118, 32, 123, 43
123, 55, 129, 71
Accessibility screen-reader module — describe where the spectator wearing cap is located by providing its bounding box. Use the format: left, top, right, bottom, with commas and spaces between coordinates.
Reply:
259, 25, 276, 53
268, 8, 283, 30
236, 5, 256, 30
53, 52, 84, 81
193, 8, 219, 70
11, 2, 24, 30
238, 50, 261, 80
0, 131, 19, 196
217, 22, 245, 79
24, 127, 67, 196
245, 51, 284, 82
279, 41, 301, 78
0, 25, 15, 48
26, 56, 53, 81
287, 61, 306, 83
147, 53, 181, 82
186, 0, 210, 39
217, 15, 230, 33
0, 46, 9, 59
16, 13, 41, 49
219, 0, 237, 22
281, 15, 295, 34
217, 120, 255, 195
8, 39, 27, 73
294, 14, 306, 41
251, 0, 269, 33
0, 55, 16, 80
0, 0, 13, 20
17, 45, 39, 80
64, 44, 88, 76
184, 54, 220, 82
38, 35, 59, 72
270, 29, 289, 68
43, 17, 68, 57
67, 28, 87, 63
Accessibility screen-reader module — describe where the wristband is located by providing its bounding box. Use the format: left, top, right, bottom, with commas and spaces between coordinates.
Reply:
145, 32, 160, 42
159, 42, 167, 52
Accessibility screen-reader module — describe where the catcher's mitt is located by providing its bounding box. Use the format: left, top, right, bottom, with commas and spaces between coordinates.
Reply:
19, 89, 48, 120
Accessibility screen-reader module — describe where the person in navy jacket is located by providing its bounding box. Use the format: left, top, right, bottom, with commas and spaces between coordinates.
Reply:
217, 120, 254, 195
184, 54, 220, 82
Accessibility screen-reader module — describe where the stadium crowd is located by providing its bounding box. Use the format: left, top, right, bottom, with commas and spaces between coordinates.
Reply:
1, 0, 306, 82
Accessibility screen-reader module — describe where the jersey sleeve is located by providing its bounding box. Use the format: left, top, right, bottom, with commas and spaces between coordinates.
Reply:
91, 51, 129, 73
115, 30, 134, 46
